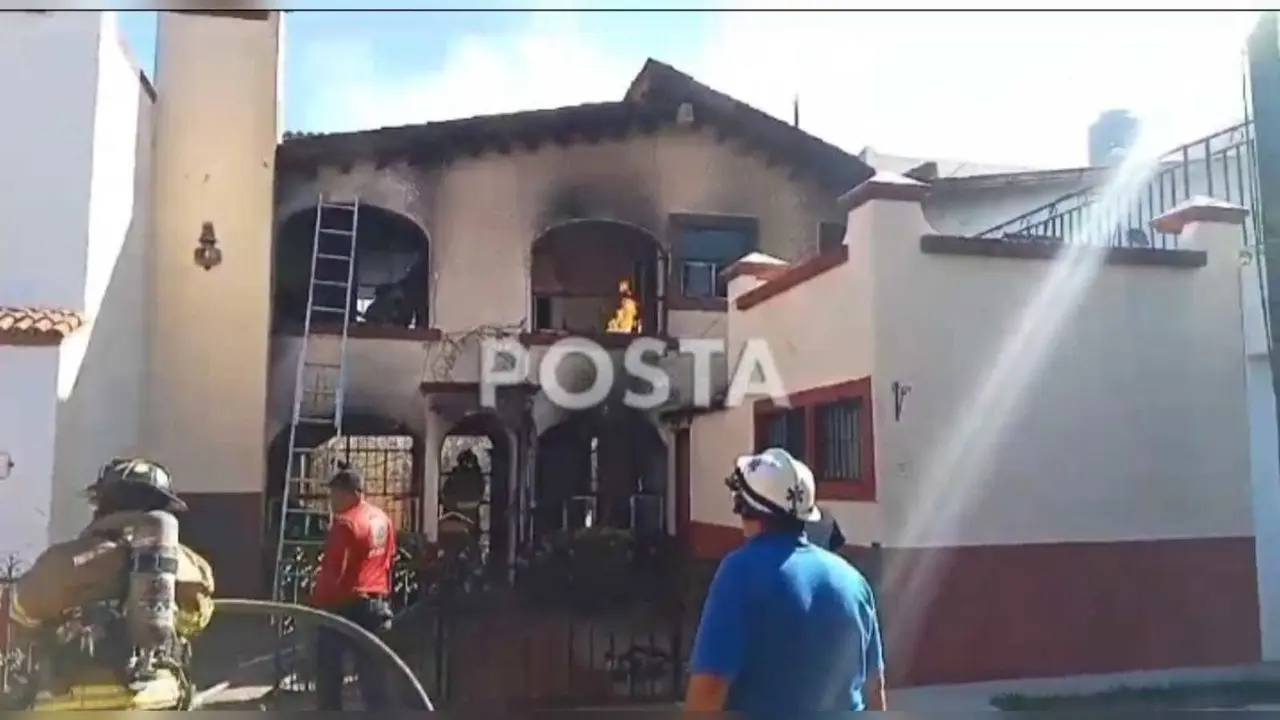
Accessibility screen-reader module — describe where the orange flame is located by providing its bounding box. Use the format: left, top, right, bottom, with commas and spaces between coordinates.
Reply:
606, 279, 641, 334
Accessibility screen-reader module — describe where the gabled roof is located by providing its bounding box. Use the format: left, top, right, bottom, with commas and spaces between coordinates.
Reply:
623, 60, 873, 192
278, 59, 876, 193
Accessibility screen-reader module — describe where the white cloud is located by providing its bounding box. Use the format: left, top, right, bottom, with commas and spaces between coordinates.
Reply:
296, 9, 1262, 168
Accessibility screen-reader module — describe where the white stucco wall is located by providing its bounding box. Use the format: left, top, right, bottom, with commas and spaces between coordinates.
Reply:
927, 141, 1255, 246
0, 12, 156, 544
686, 188, 1256, 565
0, 11, 99, 308
49, 13, 156, 542
0, 346, 59, 567
142, 12, 281, 497
864, 197, 1254, 548
924, 180, 1091, 238
905, 144, 1279, 655
687, 234, 882, 545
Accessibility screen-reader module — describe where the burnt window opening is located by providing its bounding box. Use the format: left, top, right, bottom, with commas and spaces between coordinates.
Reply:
530, 220, 665, 335
266, 421, 423, 544
678, 224, 754, 299
533, 407, 667, 541
818, 221, 847, 253
438, 413, 513, 570
274, 204, 431, 332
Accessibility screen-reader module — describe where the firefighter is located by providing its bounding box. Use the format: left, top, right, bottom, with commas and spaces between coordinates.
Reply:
0, 457, 216, 711
311, 465, 396, 710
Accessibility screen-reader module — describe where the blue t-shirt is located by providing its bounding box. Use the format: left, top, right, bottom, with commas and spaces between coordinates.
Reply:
689, 530, 884, 712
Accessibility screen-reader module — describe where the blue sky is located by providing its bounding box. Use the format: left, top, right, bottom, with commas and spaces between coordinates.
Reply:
117, 9, 1261, 169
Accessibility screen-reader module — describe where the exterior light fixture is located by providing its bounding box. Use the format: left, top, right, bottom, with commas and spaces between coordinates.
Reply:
193, 221, 223, 271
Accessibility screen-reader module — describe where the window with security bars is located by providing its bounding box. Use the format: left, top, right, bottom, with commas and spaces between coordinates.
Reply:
815, 398, 861, 481
758, 407, 807, 463
312, 434, 419, 532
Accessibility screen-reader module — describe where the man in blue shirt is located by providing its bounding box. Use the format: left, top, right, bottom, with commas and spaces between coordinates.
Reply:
685, 448, 886, 712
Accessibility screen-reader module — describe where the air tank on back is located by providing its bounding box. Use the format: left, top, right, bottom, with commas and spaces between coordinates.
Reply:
125, 509, 180, 650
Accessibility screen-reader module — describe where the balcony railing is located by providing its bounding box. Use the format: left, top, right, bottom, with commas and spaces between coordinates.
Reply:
977, 121, 1259, 250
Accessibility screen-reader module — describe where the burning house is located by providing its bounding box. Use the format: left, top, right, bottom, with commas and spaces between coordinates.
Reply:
3, 9, 1277, 710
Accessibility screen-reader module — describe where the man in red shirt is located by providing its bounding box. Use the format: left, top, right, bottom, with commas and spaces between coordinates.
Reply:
311, 466, 397, 710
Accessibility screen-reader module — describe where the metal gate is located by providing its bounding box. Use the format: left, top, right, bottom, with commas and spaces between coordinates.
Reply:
399, 529, 692, 710
273, 433, 425, 610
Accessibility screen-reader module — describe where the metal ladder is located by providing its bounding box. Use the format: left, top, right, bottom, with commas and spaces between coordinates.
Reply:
270, 196, 361, 604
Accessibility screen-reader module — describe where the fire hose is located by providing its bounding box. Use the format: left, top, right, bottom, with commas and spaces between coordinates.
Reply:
1, 599, 434, 711
192, 598, 434, 710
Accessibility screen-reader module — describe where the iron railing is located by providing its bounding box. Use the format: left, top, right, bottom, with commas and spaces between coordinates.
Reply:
978, 121, 1258, 250
406, 528, 691, 709
0, 558, 29, 696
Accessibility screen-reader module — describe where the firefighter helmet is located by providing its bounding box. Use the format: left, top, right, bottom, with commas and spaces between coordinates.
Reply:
85, 457, 187, 513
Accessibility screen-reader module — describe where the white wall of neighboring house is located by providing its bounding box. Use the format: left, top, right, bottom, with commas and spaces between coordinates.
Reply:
0, 12, 156, 545
926, 134, 1255, 244
902, 136, 1280, 660
49, 12, 156, 543
868, 199, 1254, 549
0, 11, 99, 309
924, 179, 1094, 238
682, 181, 1268, 683
0, 346, 60, 567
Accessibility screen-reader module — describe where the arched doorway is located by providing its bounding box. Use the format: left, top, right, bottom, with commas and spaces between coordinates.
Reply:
437, 413, 514, 574
274, 204, 431, 330
264, 414, 425, 606
529, 219, 665, 336
533, 405, 667, 542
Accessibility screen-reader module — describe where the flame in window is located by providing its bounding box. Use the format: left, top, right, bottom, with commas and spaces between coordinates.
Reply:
606, 279, 642, 334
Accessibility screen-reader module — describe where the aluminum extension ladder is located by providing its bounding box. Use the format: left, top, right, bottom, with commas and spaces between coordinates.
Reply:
270, 196, 361, 604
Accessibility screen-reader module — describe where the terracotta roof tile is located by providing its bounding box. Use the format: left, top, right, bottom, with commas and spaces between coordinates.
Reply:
0, 307, 86, 345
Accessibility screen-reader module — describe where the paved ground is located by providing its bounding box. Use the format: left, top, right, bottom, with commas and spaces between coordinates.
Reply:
890, 663, 1280, 711
46, 609, 1280, 712
189, 613, 424, 710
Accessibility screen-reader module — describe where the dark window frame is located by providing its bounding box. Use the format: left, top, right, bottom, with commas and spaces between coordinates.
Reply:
755, 407, 808, 463
681, 259, 723, 300
668, 213, 759, 311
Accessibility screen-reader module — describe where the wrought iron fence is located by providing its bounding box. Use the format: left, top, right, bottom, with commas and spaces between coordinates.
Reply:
978, 122, 1258, 250
0, 557, 32, 698
1, 537, 887, 710
396, 527, 693, 709
268, 532, 427, 699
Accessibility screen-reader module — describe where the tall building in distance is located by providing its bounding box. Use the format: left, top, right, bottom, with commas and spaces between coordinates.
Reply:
1088, 109, 1140, 166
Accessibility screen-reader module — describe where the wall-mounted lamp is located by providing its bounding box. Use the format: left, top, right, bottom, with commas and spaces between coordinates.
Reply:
193, 221, 223, 271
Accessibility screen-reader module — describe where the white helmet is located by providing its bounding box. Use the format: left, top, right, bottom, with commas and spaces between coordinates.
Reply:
727, 447, 821, 522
